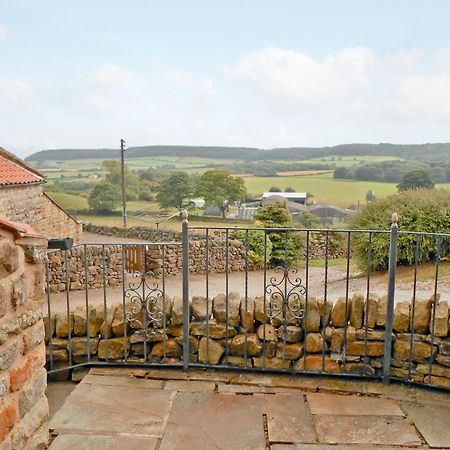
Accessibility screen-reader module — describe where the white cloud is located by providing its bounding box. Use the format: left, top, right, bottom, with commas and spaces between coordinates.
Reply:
188, 77, 216, 112
0, 78, 33, 107
0, 24, 8, 40
85, 64, 137, 92
167, 69, 193, 85
230, 46, 376, 111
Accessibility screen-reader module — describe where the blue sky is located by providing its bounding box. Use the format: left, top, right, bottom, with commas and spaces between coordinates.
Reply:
2, 1, 450, 156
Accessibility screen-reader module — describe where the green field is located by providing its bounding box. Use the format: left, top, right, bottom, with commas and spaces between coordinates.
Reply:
245, 172, 450, 207
47, 191, 89, 210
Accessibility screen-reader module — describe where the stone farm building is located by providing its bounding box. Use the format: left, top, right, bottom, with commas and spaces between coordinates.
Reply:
0, 147, 81, 242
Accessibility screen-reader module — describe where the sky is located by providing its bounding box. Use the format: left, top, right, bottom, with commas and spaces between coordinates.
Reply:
2, 1, 450, 157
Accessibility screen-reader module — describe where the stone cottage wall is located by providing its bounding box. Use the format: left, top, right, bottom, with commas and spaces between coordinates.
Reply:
0, 185, 81, 243
0, 227, 49, 449
45, 292, 450, 389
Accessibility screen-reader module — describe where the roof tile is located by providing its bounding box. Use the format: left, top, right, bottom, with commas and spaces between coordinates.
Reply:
0, 155, 44, 186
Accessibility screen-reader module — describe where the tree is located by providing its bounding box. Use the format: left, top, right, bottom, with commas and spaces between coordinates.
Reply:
156, 171, 192, 209
285, 186, 295, 192
196, 170, 246, 218
269, 186, 282, 192
366, 190, 376, 202
88, 183, 121, 213
397, 169, 435, 191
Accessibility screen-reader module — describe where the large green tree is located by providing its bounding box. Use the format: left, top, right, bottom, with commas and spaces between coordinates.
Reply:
156, 171, 193, 209
88, 182, 121, 213
196, 170, 246, 218
397, 169, 435, 191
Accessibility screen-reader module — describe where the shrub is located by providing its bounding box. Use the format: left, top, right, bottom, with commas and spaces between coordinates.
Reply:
236, 229, 273, 268
350, 189, 450, 271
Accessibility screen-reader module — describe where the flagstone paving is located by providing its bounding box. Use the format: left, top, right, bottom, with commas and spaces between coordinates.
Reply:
48, 369, 450, 449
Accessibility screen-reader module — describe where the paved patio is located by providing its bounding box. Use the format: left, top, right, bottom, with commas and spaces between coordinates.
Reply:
48, 368, 450, 449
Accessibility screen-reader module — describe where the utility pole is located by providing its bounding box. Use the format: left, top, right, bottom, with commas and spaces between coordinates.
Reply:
120, 138, 127, 228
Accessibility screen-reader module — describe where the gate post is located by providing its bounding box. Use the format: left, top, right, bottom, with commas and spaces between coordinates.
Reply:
383, 213, 398, 383
181, 210, 190, 370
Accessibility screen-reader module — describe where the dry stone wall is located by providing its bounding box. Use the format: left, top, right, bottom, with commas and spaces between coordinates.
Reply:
45, 292, 450, 389
0, 226, 49, 449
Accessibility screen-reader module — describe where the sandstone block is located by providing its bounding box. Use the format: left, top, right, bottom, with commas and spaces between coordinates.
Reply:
294, 355, 340, 373
393, 302, 410, 332
171, 296, 188, 326
436, 354, 450, 367
424, 375, 450, 388
350, 293, 364, 329
330, 326, 356, 352
175, 335, 199, 354
230, 333, 262, 357
151, 339, 182, 358
253, 357, 290, 369
283, 325, 303, 343
393, 339, 437, 361
331, 297, 350, 327
55, 312, 73, 338
240, 297, 255, 332
376, 295, 388, 327
317, 297, 332, 327
213, 292, 240, 326
305, 333, 326, 353
98, 337, 130, 359
302, 298, 321, 332
276, 342, 304, 360
198, 337, 224, 364
189, 321, 237, 339
256, 324, 277, 341
191, 296, 212, 321
412, 298, 431, 334
416, 363, 450, 378
68, 337, 99, 356
366, 294, 379, 328
432, 302, 449, 337
346, 340, 384, 357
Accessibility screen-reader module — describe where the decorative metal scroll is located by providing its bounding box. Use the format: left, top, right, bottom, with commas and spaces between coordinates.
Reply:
265, 266, 306, 327
124, 271, 164, 339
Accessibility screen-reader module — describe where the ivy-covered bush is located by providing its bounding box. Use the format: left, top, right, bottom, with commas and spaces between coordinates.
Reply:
350, 189, 450, 271
236, 229, 273, 268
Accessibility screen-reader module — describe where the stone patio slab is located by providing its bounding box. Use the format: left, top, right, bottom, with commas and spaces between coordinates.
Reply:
314, 416, 422, 446
266, 393, 316, 444
307, 392, 404, 416
159, 392, 267, 449
400, 401, 450, 448
272, 445, 406, 450
50, 434, 158, 450
50, 380, 175, 437
163, 380, 216, 392
81, 374, 164, 389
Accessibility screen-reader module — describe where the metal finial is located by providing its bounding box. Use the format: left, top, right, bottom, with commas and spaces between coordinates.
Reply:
181, 209, 189, 222
391, 212, 399, 227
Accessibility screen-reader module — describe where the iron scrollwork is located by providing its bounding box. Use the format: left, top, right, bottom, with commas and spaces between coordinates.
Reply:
265, 266, 306, 327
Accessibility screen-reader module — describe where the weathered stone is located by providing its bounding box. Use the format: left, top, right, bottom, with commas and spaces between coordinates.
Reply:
347, 340, 384, 357
436, 354, 450, 367
225, 356, 247, 367
253, 357, 290, 369
416, 363, 450, 378
55, 312, 73, 338
253, 296, 267, 323
68, 337, 99, 356
213, 292, 240, 326
294, 355, 340, 373
393, 302, 410, 333
390, 367, 423, 381
189, 321, 237, 339
284, 325, 303, 343
440, 338, 450, 356
302, 298, 321, 332
46, 349, 68, 363
424, 375, 450, 388
240, 297, 255, 332
23, 321, 45, 352
0, 342, 19, 371
305, 333, 326, 353
331, 297, 350, 327
432, 302, 449, 337
393, 339, 438, 361
98, 337, 130, 359
264, 341, 277, 358
18, 368, 47, 418
350, 293, 365, 329
412, 298, 432, 334
89, 309, 104, 337
151, 339, 182, 358
230, 333, 262, 356
324, 326, 333, 342
330, 327, 356, 352
198, 337, 224, 364
129, 330, 166, 344
267, 293, 303, 326
171, 296, 188, 326
175, 335, 199, 354
366, 294, 379, 328
43, 314, 55, 341
376, 295, 388, 327
276, 342, 304, 360
100, 304, 119, 338
256, 324, 277, 341
317, 297, 332, 327
343, 362, 376, 375
191, 296, 212, 321
148, 295, 173, 323
355, 329, 387, 341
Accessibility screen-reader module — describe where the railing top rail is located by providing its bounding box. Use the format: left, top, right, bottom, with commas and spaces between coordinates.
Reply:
45, 241, 182, 254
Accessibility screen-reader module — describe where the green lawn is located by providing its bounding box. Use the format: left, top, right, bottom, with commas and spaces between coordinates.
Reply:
245, 172, 450, 207
47, 191, 89, 210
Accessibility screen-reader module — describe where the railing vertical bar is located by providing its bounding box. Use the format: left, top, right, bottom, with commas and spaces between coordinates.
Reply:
428, 237, 441, 385
142, 244, 147, 363
363, 233, 372, 374
162, 244, 167, 362
263, 230, 267, 369
121, 245, 127, 363
282, 230, 288, 370
64, 250, 73, 367
343, 231, 351, 373
304, 230, 310, 372
102, 244, 108, 362
322, 231, 329, 372
205, 229, 210, 365
382, 214, 398, 383
225, 228, 229, 365
182, 211, 190, 369
45, 258, 54, 371
244, 229, 249, 368
408, 236, 420, 380
84, 245, 91, 362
